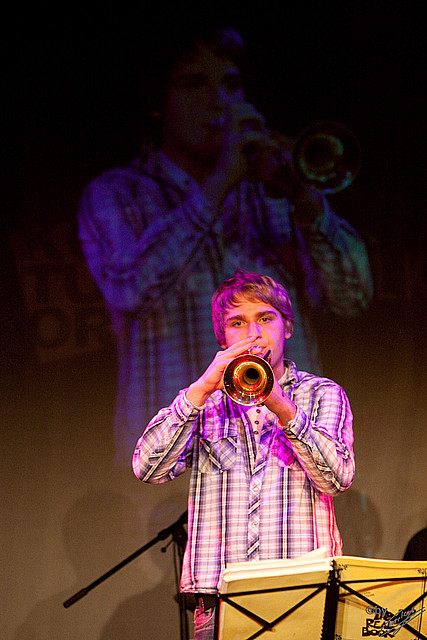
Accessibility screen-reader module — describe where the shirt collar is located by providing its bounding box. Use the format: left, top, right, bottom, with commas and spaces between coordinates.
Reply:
278, 359, 299, 386
140, 149, 198, 193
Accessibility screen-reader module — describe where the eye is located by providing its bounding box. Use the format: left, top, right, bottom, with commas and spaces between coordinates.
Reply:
224, 74, 244, 94
176, 73, 207, 91
184, 77, 206, 90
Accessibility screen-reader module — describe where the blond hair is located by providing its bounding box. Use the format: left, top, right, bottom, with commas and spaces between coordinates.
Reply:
212, 270, 294, 345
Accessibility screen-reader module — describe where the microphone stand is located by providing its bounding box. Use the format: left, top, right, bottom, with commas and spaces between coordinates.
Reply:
63, 510, 189, 639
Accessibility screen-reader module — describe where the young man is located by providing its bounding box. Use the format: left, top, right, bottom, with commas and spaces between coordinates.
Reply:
78, 24, 371, 463
133, 270, 355, 640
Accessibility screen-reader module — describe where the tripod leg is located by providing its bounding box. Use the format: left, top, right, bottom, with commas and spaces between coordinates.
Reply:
321, 569, 339, 640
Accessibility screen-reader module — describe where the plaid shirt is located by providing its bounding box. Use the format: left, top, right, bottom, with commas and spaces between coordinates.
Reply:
78, 150, 371, 463
133, 360, 355, 594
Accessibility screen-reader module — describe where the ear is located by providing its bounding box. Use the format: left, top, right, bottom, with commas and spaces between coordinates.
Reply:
283, 318, 293, 340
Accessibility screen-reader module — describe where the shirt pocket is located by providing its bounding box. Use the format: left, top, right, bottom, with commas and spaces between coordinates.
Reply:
198, 435, 238, 474
273, 435, 300, 469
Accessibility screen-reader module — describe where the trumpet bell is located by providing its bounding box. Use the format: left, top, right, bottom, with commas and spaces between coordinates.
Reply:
223, 354, 274, 406
293, 120, 362, 193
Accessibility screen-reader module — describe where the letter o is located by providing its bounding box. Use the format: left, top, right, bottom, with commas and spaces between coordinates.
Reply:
31, 307, 72, 348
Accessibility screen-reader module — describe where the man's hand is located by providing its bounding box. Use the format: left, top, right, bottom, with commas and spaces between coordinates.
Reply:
202, 102, 268, 206
264, 378, 297, 425
186, 337, 259, 407
245, 129, 326, 224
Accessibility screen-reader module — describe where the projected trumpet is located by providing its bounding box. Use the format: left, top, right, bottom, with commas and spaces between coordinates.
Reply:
292, 120, 362, 193
223, 350, 274, 406
248, 120, 362, 195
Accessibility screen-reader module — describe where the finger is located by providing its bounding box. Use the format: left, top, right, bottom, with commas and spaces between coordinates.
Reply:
228, 103, 266, 133
220, 340, 260, 364
224, 337, 257, 354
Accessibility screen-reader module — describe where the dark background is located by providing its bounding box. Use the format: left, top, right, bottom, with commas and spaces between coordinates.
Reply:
2, 3, 426, 639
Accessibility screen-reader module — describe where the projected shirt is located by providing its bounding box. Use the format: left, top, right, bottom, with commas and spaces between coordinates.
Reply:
78, 150, 371, 463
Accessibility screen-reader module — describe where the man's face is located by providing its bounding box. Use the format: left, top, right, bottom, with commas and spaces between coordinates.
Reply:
221, 297, 291, 380
160, 44, 245, 166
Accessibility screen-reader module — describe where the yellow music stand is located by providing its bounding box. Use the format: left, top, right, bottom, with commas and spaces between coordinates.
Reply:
215, 550, 427, 640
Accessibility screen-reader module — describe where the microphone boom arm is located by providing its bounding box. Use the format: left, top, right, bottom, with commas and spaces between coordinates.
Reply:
63, 510, 188, 608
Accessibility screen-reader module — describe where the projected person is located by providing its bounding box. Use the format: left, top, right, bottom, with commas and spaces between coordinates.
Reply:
78, 23, 372, 463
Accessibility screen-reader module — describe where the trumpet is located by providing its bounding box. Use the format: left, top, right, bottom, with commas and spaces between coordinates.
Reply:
223, 351, 274, 406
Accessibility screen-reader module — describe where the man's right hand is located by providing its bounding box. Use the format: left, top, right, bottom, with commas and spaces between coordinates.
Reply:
202, 102, 268, 207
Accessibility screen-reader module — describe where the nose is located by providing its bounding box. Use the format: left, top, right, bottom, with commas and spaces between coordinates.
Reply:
208, 84, 228, 108
247, 322, 262, 338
